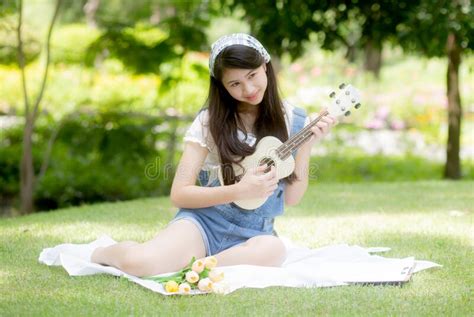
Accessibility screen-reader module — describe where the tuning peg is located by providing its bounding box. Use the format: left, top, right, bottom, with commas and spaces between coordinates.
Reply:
339, 83, 346, 89
345, 111, 351, 116
329, 91, 336, 98
355, 103, 361, 109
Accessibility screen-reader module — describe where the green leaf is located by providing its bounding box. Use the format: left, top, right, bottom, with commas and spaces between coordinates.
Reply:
200, 268, 209, 279
181, 256, 196, 272
143, 256, 196, 283
144, 271, 184, 283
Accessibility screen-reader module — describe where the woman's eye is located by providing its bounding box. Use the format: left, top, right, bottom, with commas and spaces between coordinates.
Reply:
249, 73, 256, 78
231, 82, 239, 87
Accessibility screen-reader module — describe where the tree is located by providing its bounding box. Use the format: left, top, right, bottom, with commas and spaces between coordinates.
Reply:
84, 0, 100, 28
396, 0, 473, 179
226, 0, 416, 78
85, 0, 210, 74
226, 0, 473, 179
17, 0, 62, 214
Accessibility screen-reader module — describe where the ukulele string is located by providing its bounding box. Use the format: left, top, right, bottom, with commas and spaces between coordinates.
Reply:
278, 110, 328, 158
246, 109, 329, 170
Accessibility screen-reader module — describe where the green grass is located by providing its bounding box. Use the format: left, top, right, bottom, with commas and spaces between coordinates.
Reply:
1, 181, 473, 316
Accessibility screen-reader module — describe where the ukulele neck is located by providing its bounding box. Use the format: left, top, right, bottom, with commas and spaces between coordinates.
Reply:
277, 109, 329, 160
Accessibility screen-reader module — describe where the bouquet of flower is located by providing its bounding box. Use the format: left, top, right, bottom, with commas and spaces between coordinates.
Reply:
145, 256, 225, 294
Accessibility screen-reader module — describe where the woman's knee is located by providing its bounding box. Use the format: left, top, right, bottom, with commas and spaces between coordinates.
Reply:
117, 248, 150, 276
110, 219, 207, 276
248, 235, 287, 267
118, 243, 201, 277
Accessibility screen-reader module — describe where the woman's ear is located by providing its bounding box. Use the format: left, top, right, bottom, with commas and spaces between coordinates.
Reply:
263, 64, 267, 72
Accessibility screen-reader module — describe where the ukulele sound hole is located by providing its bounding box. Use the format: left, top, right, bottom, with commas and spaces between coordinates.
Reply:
258, 157, 275, 173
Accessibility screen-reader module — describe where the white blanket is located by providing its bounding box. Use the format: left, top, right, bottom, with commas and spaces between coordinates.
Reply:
38, 235, 441, 295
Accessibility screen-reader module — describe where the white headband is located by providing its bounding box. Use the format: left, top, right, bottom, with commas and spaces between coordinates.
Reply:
209, 33, 271, 78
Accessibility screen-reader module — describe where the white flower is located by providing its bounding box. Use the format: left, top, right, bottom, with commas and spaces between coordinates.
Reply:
178, 282, 191, 294
197, 277, 213, 292
208, 269, 224, 283
192, 259, 205, 273
185, 270, 199, 284
204, 256, 218, 269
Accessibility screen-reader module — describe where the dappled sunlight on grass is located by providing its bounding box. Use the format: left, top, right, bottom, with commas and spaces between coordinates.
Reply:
292, 181, 473, 216
0, 222, 166, 244
1, 181, 472, 315
0, 269, 8, 280
277, 211, 472, 249
1, 197, 175, 225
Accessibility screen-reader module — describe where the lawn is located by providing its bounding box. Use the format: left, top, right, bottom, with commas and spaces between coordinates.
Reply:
1, 181, 472, 316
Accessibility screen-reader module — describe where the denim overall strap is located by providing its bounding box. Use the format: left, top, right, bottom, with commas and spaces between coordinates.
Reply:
198, 170, 209, 186
190, 107, 210, 187
290, 106, 307, 157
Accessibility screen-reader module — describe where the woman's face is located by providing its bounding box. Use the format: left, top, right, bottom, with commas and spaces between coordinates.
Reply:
221, 64, 268, 106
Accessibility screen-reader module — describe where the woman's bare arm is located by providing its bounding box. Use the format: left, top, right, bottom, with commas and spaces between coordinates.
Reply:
284, 113, 337, 206
170, 142, 242, 209
284, 141, 311, 206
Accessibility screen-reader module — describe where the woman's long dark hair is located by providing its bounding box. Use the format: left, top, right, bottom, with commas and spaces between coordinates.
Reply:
206, 45, 297, 185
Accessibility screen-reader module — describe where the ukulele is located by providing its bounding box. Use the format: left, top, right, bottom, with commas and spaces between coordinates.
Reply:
218, 83, 362, 210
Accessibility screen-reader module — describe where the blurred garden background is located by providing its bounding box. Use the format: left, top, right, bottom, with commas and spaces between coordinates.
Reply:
0, 0, 473, 216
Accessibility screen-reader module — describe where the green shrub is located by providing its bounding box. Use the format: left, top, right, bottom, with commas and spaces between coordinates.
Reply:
0, 118, 49, 200
0, 111, 188, 211
50, 24, 100, 65
1, 111, 472, 212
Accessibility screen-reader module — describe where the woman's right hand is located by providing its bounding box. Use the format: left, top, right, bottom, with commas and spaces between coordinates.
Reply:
235, 165, 279, 200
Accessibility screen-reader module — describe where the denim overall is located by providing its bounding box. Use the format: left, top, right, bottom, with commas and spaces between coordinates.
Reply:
170, 107, 307, 256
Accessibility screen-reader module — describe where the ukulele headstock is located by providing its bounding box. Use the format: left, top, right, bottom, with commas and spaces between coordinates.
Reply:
328, 83, 362, 117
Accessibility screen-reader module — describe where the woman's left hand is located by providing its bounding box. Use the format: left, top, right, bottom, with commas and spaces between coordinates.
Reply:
307, 112, 338, 147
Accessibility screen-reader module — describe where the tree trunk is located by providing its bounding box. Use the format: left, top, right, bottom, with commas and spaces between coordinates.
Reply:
364, 40, 382, 78
17, 0, 34, 215
444, 32, 462, 179
345, 44, 357, 63
271, 55, 282, 75
20, 118, 35, 214
83, 0, 100, 28
18, 0, 62, 214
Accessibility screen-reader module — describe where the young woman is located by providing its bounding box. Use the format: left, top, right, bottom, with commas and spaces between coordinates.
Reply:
91, 33, 337, 277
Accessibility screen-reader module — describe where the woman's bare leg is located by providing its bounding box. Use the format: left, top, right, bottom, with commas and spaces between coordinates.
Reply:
214, 235, 287, 267
91, 219, 206, 277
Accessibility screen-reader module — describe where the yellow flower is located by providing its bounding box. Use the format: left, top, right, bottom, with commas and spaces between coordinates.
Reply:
192, 259, 205, 273
197, 277, 213, 292
164, 280, 179, 293
204, 256, 218, 269
185, 270, 199, 284
208, 269, 224, 283
178, 282, 191, 294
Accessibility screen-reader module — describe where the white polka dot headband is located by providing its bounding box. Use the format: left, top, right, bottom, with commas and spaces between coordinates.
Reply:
209, 33, 271, 78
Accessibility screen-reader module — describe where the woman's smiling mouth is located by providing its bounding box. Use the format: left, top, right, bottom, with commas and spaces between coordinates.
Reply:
246, 91, 259, 101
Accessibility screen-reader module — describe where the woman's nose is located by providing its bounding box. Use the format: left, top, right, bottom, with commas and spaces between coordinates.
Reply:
242, 82, 254, 95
